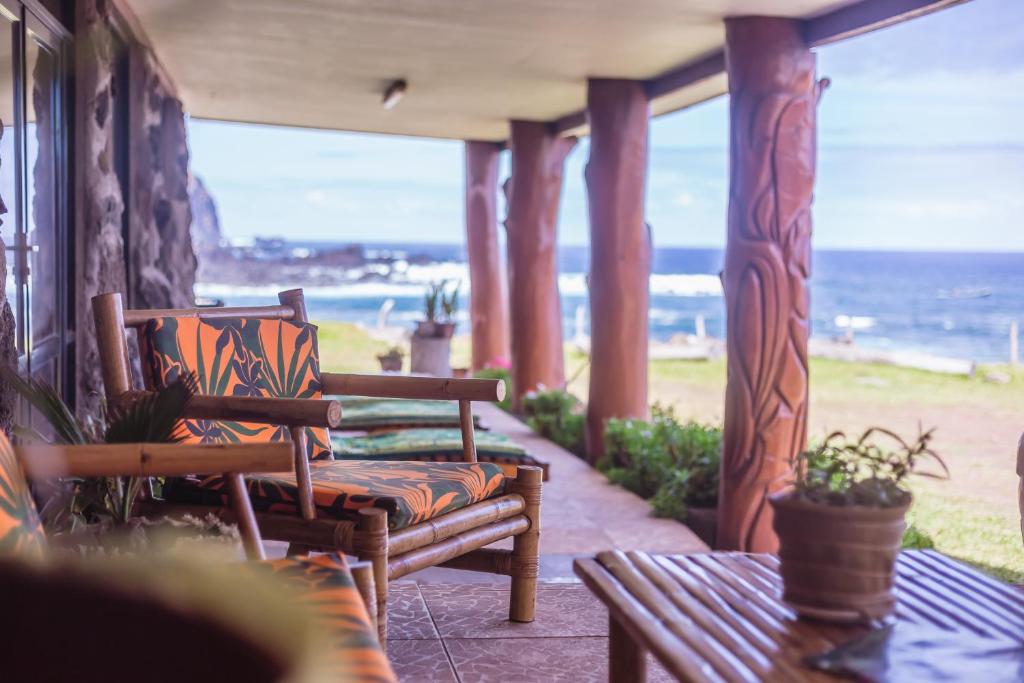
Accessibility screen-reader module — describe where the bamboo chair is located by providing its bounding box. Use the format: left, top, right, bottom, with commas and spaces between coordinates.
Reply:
3, 437, 393, 681
91, 289, 543, 644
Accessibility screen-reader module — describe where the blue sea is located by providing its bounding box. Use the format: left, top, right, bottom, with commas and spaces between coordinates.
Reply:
197, 243, 1024, 364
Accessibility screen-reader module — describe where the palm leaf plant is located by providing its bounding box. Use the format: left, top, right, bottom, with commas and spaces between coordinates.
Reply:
1, 364, 197, 529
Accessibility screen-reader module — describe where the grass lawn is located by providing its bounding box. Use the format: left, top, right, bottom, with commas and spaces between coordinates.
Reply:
316, 320, 1024, 582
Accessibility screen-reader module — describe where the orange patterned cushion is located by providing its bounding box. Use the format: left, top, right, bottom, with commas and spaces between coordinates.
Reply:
0, 433, 46, 559
140, 317, 332, 460
164, 459, 507, 531
245, 553, 395, 682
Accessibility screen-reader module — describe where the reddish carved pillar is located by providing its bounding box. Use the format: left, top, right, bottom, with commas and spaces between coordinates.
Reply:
504, 121, 576, 411
464, 140, 510, 370
584, 79, 650, 461
717, 17, 817, 552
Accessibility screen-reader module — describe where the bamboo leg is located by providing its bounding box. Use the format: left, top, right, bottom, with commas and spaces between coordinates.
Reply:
355, 508, 389, 646
225, 472, 265, 560
459, 399, 478, 463
509, 465, 542, 622
289, 426, 316, 521
350, 561, 379, 642
609, 614, 646, 683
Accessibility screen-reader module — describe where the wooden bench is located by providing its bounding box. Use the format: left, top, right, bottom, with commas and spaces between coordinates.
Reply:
574, 550, 1024, 682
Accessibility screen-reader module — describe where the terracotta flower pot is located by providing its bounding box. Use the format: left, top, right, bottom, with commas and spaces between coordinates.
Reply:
416, 320, 437, 337
435, 322, 456, 339
377, 354, 403, 372
770, 491, 909, 622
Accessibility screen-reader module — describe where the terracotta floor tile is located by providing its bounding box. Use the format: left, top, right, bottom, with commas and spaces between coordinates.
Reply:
445, 636, 607, 682
387, 639, 457, 682
420, 583, 608, 639
388, 583, 438, 640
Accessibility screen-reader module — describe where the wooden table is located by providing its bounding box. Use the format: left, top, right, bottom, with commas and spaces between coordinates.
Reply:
574, 550, 1024, 682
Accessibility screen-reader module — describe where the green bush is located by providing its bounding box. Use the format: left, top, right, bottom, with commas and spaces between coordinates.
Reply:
601, 405, 722, 522
473, 367, 512, 412
522, 389, 586, 457
901, 523, 936, 549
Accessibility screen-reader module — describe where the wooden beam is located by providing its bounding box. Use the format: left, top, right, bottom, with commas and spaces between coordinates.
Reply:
544, 0, 965, 135
644, 51, 725, 100
804, 0, 969, 47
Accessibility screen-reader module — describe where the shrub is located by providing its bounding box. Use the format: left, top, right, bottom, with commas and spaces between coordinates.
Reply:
901, 524, 936, 549
522, 389, 586, 457
601, 405, 722, 522
473, 367, 512, 412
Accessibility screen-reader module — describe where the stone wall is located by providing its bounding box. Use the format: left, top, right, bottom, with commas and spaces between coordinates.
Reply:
73, 0, 196, 414
126, 46, 195, 310
74, 0, 129, 414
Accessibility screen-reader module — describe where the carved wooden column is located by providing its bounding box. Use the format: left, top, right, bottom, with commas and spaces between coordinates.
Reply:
584, 79, 650, 460
718, 17, 817, 552
464, 140, 510, 370
504, 121, 576, 411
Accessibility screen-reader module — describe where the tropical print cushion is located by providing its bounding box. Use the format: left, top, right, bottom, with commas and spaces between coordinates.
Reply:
331, 396, 482, 430
163, 459, 506, 531
140, 317, 332, 460
0, 433, 46, 559
331, 428, 549, 480
245, 553, 394, 682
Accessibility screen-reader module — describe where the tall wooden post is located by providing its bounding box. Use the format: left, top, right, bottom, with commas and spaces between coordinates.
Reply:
464, 141, 510, 370
504, 121, 576, 411
718, 17, 817, 552
584, 79, 650, 461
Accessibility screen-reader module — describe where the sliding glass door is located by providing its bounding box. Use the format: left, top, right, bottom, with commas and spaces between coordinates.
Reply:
0, 1, 69, 426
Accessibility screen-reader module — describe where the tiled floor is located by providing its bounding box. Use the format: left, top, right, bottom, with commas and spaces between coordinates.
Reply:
387, 580, 675, 682
383, 404, 705, 681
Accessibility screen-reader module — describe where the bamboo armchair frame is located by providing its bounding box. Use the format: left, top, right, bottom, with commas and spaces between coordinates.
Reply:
90, 288, 543, 644
13, 441, 382, 643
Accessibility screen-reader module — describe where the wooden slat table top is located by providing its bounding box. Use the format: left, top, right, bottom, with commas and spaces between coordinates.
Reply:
573, 549, 1024, 682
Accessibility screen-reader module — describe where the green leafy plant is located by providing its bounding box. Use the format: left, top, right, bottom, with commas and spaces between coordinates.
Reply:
522, 389, 585, 457
378, 346, 404, 362
474, 367, 512, 412
601, 405, 722, 522
441, 282, 460, 322
423, 281, 445, 322
793, 427, 948, 508
2, 365, 197, 527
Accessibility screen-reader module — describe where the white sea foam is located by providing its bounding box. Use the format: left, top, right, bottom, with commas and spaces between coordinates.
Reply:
834, 314, 876, 330
196, 263, 724, 300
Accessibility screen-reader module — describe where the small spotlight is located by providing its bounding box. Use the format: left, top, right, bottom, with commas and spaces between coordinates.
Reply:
382, 79, 407, 110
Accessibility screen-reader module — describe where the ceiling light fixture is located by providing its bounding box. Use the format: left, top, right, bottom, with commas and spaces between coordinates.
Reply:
382, 79, 407, 110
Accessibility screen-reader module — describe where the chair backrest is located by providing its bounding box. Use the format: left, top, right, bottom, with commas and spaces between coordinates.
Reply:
0, 432, 47, 559
93, 289, 332, 461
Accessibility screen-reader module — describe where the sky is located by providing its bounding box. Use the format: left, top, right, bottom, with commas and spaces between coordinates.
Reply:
187, 0, 1024, 252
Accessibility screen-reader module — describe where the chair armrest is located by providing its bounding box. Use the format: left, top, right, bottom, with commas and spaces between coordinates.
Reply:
321, 373, 505, 402
117, 391, 342, 428
16, 442, 294, 479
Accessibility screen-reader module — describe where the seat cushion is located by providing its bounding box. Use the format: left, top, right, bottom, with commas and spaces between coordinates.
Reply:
332, 396, 482, 431
244, 553, 394, 682
331, 428, 549, 480
140, 316, 332, 460
0, 433, 47, 559
163, 459, 507, 530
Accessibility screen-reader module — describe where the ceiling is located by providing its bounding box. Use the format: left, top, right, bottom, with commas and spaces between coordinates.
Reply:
129, 0, 866, 141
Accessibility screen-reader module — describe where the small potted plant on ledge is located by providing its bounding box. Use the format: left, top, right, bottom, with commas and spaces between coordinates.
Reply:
376, 345, 404, 372
411, 280, 460, 376
770, 426, 947, 623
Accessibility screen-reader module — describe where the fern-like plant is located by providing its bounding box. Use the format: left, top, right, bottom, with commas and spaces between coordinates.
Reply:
1, 365, 197, 527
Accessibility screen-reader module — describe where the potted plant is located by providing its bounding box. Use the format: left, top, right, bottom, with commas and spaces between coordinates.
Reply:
770, 427, 947, 622
436, 282, 460, 338
1, 366, 236, 551
376, 346, 404, 372
415, 281, 444, 337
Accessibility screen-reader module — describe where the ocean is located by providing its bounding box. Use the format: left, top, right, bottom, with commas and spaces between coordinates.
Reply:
196, 243, 1024, 364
